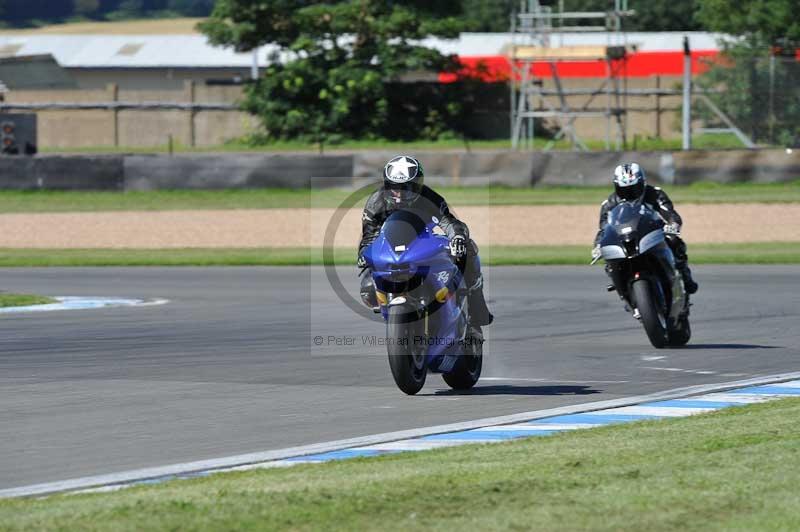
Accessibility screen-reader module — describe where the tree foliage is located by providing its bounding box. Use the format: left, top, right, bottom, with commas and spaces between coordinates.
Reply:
459, 0, 704, 32
0, 0, 214, 26
695, 0, 800, 145
696, 0, 800, 45
1, 0, 715, 31
200, 0, 470, 144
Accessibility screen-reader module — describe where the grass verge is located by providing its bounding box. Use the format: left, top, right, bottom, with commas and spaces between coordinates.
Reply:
487, 242, 800, 266
2, 398, 799, 531
0, 293, 56, 307
0, 243, 797, 267
1, 17, 205, 35
0, 182, 798, 213
40, 132, 750, 154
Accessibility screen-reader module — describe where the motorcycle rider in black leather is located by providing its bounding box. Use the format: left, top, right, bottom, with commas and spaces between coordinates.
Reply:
358, 155, 493, 327
592, 163, 698, 294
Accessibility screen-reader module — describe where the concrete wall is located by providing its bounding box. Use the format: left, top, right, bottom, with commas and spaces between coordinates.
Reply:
0, 149, 796, 191
71, 68, 253, 91
4, 83, 257, 148
4, 75, 697, 149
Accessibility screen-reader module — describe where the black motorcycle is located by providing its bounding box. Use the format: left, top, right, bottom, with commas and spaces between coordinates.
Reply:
593, 199, 691, 348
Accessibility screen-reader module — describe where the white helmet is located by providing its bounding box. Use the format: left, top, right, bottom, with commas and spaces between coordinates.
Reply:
383, 155, 424, 204
613, 163, 645, 201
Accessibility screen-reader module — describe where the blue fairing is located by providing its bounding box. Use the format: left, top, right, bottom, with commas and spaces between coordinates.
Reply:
362, 211, 468, 373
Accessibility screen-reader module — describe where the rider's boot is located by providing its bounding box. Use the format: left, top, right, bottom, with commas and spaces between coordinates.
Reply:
667, 235, 698, 294
676, 260, 698, 294
468, 279, 493, 327
463, 249, 493, 327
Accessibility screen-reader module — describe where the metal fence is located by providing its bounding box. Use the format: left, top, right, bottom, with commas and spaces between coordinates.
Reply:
697, 48, 800, 148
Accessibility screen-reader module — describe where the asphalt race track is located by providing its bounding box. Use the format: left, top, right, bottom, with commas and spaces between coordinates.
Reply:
2, 265, 799, 490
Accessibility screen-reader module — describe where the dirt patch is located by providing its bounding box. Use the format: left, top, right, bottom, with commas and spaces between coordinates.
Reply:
0, 204, 796, 249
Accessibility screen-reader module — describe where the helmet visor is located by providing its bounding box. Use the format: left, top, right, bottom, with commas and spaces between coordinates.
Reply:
388, 183, 421, 204
616, 180, 644, 202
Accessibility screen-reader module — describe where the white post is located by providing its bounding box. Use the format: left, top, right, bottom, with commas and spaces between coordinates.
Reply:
251, 48, 260, 80
682, 36, 692, 150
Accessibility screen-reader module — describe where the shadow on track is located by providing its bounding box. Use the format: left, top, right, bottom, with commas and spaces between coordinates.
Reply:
675, 343, 780, 350
430, 385, 601, 396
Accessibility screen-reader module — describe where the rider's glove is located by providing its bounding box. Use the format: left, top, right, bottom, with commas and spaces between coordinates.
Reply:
449, 235, 467, 258
357, 254, 367, 269
591, 244, 602, 261
663, 222, 681, 236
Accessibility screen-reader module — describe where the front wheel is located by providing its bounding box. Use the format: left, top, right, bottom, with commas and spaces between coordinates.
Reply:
386, 305, 427, 395
442, 332, 483, 390
632, 279, 668, 349
668, 316, 691, 347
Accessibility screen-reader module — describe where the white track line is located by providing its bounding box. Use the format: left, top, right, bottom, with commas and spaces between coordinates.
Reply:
0, 297, 168, 314
4, 371, 800, 499
599, 405, 717, 417
698, 393, 778, 404
481, 377, 629, 384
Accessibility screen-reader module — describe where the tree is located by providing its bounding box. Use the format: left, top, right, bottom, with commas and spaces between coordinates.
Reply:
696, 0, 800, 45
167, 0, 214, 16
457, 0, 705, 33
695, 0, 800, 145
199, 1, 467, 145
73, 0, 101, 16
461, 0, 515, 32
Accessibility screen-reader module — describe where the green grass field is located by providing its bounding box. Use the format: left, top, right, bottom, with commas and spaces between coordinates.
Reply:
41, 132, 751, 154
2, 397, 798, 531
0, 293, 56, 307
0, 242, 797, 267
0, 182, 798, 212
1, 17, 205, 34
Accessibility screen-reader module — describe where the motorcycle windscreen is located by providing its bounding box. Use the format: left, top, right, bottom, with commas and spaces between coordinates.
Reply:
601, 202, 643, 259
606, 202, 642, 231
382, 209, 428, 250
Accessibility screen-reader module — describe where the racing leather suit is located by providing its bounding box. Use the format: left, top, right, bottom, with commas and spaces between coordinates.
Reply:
594, 184, 698, 293
358, 185, 492, 326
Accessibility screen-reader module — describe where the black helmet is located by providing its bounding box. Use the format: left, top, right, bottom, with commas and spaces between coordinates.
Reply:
613, 162, 646, 201
383, 155, 424, 204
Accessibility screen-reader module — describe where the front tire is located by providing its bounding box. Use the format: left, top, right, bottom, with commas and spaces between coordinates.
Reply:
442, 331, 483, 390
668, 316, 691, 346
386, 305, 427, 395
632, 279, 668, 349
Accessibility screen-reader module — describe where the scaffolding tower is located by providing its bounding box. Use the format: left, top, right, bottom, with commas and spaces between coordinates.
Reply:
510, 0, 634, 150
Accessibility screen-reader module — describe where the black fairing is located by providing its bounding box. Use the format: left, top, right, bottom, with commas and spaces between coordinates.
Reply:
599, 201, 664, 252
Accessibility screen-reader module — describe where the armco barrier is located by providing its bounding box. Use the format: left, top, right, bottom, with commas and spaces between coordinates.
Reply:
0, 155, 123, 190
672, 149, 800, 184
124, 154, 354, 190
0, 149, 796, 190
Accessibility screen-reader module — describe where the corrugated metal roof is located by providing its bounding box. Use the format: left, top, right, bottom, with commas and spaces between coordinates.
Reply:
0, 35, 273, 68
0, 32, 722, 69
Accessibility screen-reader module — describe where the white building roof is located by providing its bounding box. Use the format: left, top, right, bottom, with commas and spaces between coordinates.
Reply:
0, 32, 723, 69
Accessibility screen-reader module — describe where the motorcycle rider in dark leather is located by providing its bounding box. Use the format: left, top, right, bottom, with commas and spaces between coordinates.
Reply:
358, 155, 493, 327
593, 163, 699, 294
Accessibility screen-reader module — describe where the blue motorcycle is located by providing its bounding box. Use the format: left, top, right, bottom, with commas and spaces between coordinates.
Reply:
361, 209, 484, 395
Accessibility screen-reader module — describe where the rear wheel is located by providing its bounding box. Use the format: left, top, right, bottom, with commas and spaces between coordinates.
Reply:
632, 279, 668, 349
442, 331, 483, 390
386, 305, 427, 395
